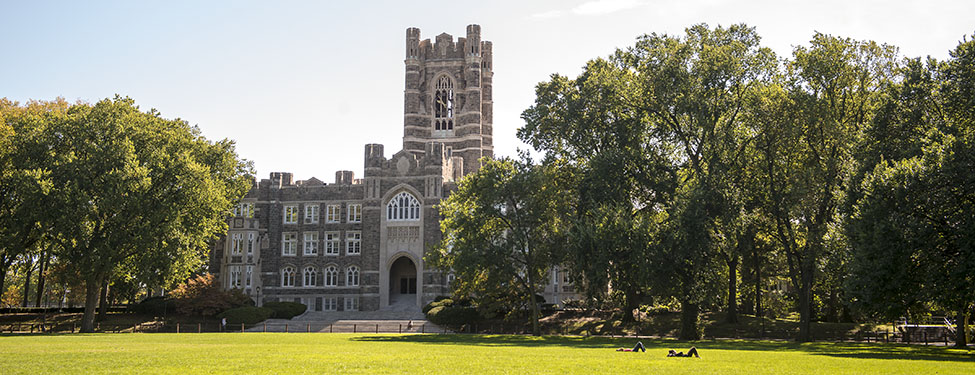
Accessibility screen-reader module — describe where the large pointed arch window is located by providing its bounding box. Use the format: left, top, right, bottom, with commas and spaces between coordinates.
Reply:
387, 192, 421, 221
434, 76, 454, 131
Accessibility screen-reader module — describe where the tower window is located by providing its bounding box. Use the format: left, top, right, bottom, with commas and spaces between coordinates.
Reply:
435, 76, 454, 131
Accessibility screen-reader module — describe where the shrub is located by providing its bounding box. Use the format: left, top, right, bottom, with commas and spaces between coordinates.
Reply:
217, 306, 273, 325
422, 298, 453, 314
262, 301, 307, 319
169, 274, 253, 317
426, 305, 482, 328
129, 296, 177, 315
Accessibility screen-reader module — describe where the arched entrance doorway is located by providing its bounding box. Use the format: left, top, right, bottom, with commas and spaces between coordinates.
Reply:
389, 256, 417, 306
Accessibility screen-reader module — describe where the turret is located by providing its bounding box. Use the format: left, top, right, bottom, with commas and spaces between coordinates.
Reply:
466, 24, 481, 56
406, 27, 420, 60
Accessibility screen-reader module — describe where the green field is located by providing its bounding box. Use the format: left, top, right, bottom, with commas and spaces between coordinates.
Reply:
0, 333, 972, 374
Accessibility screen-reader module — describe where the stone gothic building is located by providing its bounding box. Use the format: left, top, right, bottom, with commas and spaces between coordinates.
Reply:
210, 25, 576, 314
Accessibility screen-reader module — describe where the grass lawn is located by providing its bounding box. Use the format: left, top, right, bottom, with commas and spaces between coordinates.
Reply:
0, 333, 972, 374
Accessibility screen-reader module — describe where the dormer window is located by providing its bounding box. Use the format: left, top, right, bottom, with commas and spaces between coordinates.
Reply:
435, 76, 454, 131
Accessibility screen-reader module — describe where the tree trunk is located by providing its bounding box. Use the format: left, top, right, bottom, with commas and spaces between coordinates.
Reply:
0, 254, 8, 303
825, 288, 838, 323
726, 254, 738, 323
956, 308, 969, 348
741, 256, 754, 315
34, 249, 49, 308
752, 247, 765, 317
623, 288, 639, 322
97, 279, 110, 322
754, 246, 763, 318
797, 258, 814, 342
22, 257, 33, 307
679, 301, 701, 340
80, 275, 103, 333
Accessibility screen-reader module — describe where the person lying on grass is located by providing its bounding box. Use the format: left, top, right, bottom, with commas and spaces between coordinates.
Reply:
616, 342, 646, 352
667, 347, 700, 358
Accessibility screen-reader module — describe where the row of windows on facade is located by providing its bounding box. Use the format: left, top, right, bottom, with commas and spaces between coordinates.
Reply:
283, 203, 362, 224
280, 231, 361, 256
280, 265, 360, 288
235, 192, 422, 223
296, 296, 358, 312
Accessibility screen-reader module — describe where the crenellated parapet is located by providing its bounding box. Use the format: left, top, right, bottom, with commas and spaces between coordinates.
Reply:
402, 25, 493, 178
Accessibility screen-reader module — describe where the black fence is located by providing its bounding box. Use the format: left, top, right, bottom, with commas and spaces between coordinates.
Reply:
0, 320, 965, 347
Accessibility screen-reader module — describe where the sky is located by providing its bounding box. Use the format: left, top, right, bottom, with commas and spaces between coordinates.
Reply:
2, 0, 973, 182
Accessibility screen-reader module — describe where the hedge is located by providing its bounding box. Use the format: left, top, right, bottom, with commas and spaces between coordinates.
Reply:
217, 306, 274, 325
425, 305, 481, 328
262, 302, 307, 319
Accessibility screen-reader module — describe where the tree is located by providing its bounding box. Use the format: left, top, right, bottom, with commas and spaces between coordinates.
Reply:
754, 33, 897, 341
848, 34, 975, 347
43, 97, 252, 332
0, 99, 67, 304
431, 156, 570, 336
619, 23, 776, 338
520, 56, 676, 322
169, 273, 251, 316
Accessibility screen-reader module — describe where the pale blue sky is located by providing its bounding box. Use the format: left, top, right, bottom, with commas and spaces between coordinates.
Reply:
2, 0, 972, 181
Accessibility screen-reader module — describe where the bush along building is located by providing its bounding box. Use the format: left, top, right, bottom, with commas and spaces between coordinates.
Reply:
210, 25, 577, 314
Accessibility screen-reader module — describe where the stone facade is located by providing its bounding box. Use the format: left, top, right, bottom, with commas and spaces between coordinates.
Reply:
210, 25, 576, 314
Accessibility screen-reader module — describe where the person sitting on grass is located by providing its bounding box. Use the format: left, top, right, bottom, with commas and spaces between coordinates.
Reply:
616, 341, 646, 352
667, 347, 700, 358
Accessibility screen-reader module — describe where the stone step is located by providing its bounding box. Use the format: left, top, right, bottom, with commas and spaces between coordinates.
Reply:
247, 319, 446, 333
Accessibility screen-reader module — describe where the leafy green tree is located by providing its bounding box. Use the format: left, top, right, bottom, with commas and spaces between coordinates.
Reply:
43, 97, 252, 332
520, 55, 675, 322
170, 273, 252, 316
753, 33, 897, 341
619, 23, 776, 337
0, 99, 67, 304
848, 34, 975, 347
431, 156, 570, 336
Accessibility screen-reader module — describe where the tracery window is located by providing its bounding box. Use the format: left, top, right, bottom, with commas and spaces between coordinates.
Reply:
281, 266, 296, 287
434, 76, 454, 131
303, 266, 317, 287
324, 266, 338, 287
229, 266, 241, 288
245, 265, 253, 287
346, 266, 360, 286
231, 233, 244, 255
386, 192, 421, 221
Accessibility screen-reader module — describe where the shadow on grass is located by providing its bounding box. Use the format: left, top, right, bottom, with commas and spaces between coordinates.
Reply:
351, 334, 975, 363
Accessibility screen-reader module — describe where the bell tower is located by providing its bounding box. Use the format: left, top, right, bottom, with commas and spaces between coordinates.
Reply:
402, 25, 493, 177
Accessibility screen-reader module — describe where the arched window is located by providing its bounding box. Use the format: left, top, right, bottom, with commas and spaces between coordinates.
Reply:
346, 266, 360, 287
434, 76, 454, 131
281, 266, 296, 287
386, 192, 421, 221
324, 266, 338, 287
303, 266, 317, 287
